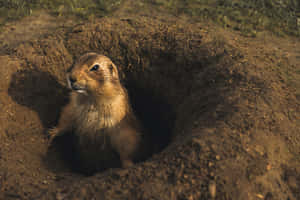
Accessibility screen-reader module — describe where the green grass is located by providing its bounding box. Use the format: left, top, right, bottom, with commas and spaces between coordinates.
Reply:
0, 0, 299, 37
0, 0, 122, 21
145, 0, 300, 37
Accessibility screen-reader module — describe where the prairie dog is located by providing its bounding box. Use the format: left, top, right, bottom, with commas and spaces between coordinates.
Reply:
48, 53, 144, 172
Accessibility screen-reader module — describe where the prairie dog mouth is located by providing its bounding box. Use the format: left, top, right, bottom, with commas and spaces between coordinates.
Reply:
67, 76, 87, 94
73, 89, 86, 94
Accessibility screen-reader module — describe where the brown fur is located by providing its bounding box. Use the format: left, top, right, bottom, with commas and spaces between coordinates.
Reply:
49, 53, 144, 171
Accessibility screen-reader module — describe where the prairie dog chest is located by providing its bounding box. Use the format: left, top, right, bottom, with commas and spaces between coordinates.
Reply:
73, 103, 102, 134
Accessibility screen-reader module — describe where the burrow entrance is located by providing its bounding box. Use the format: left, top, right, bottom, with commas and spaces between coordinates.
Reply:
45, 49, 231, 175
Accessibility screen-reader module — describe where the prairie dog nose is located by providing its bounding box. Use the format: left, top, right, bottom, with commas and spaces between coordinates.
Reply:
67, 74, 76, 89
69, 76, 77, 84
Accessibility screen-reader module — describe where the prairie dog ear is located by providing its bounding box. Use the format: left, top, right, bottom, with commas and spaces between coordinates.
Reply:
109, 63, 119, 79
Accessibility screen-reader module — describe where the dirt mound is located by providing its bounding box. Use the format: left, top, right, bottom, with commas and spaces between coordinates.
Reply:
0, 16, 299, 200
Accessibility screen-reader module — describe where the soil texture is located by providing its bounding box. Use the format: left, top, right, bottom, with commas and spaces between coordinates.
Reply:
0, 13, 299, 200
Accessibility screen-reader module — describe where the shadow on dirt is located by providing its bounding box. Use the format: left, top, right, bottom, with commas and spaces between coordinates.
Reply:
7, 69, 80, 174
8, 69, 69, 129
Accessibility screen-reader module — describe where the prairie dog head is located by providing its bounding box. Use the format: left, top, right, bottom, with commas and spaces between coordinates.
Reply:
67, 53, 122, 98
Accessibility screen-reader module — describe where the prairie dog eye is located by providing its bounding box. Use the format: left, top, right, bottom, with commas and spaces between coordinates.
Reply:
90, 64, 100, 71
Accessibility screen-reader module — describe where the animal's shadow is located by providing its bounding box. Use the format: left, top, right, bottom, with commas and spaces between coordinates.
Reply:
8, 69, 69, 129
8, 69, 77, 173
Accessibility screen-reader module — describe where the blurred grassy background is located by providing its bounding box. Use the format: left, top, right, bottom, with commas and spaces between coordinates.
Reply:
144, 0, 299, 37
0, 0, 299, 36
0, 0, 122, 20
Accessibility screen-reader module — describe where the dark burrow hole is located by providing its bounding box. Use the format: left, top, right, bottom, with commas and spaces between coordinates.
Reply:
48, 73, 175, 175
125, 79, 175, 154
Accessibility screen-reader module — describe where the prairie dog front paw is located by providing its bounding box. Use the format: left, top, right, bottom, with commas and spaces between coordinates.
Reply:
47, 127, 60, 145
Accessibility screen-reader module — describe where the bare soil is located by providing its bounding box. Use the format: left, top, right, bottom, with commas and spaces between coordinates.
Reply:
0, 12, 299, 200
